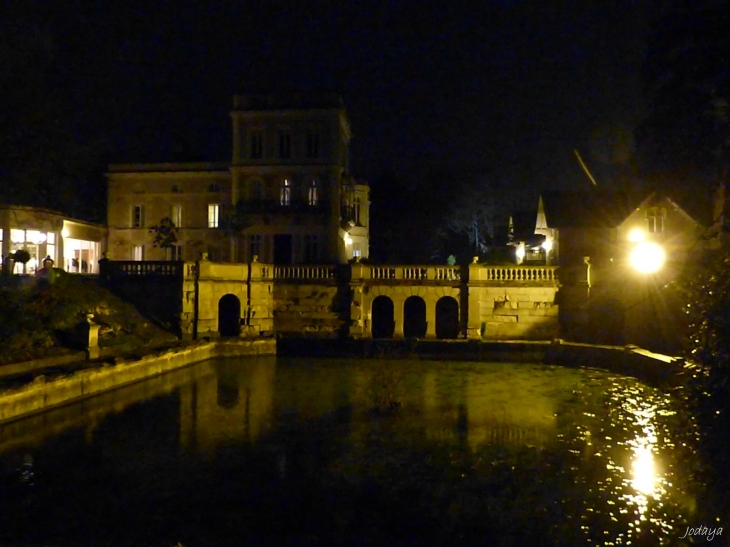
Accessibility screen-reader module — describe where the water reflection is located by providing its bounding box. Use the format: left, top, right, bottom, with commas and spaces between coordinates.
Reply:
0, 358, 703, 546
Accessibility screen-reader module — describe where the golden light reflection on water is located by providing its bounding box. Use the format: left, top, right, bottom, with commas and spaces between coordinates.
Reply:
0, 358, 702, 546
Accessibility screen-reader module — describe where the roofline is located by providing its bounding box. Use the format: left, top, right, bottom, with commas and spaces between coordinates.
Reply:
108, 162, 230, 174
0, 204, 106, 229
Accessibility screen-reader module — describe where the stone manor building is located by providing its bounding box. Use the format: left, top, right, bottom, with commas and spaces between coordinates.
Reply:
107, 93, 369, 264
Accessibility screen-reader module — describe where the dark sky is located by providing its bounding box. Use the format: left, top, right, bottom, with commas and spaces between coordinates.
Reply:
7, 0, 658, 191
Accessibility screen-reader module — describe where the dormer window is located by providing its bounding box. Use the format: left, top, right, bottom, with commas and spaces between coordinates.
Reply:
646, 207, 666, 234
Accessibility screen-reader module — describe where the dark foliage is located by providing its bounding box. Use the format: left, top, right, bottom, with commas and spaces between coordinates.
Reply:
676, 240, 730, 517
637, 0, 730, 206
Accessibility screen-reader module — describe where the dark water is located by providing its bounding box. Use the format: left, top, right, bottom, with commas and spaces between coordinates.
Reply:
0, 357, 713, 546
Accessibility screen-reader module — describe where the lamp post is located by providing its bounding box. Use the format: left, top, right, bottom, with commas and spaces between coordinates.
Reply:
627, 232, 666, 347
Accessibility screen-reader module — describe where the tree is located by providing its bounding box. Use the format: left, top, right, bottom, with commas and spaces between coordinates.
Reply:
11, 249, 30, 274
148, 218, 179, 260
217, 200, 252, 262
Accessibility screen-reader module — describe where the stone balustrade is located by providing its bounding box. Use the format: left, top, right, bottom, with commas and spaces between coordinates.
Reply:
111, 261, 183, 277
477, 265, 558, 283
273, 265, 337, 279
355, 265, 462, 281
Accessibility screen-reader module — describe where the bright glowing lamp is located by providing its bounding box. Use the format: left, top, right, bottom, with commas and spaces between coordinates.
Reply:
515, 244, 525, 260
344, 234, 352, 245
628, 228, 645, 243
630, 242, 665, 273
61, 229, 70, 238
542, 239, 553, 252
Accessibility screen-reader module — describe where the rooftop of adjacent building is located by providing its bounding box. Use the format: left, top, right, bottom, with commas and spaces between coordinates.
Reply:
233, 92, 345, 112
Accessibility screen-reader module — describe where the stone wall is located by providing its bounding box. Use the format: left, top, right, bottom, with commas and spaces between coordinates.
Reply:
112, 260, 561, 341
0, 339, 276, 425
273, 266, 346, 337
467, 265, 560, 340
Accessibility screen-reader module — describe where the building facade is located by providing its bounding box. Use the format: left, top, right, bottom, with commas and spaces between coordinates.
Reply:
0, 205, 107, 274
107, 93, 369, 264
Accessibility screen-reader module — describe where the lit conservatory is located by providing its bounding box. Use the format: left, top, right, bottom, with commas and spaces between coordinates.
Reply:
0, 205, 107, 274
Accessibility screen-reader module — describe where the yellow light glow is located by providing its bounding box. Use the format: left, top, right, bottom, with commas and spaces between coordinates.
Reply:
344, 234, 352, 245
631, 444, 657, 496
61, 229, 70, 238
542, 239, 553, 252
630, 242, 665, 273
628, 229, 645, 243
516, 245, 525, 260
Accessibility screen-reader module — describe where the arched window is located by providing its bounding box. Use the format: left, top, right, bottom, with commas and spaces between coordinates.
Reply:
353, 197, 361, 225
308, 180, 318, 206
280, 179, 291, 206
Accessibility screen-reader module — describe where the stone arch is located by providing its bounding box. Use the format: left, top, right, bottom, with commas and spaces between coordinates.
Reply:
403, 295, 427, 338
371, 295, 395, 339
218, 294, 241, 337
436, 296, 459, 339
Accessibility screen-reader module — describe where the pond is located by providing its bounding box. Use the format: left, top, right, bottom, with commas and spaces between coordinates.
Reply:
0, 357, 708, 546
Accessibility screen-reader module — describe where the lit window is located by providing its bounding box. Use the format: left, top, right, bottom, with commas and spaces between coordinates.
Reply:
353, 243, 361, 257
133, 245, 144, 261
171, 205, 182, 228
278, 130, 291, 159
208, 204, 220, 228
306, 131, 320, 158
132, 205, 144, 228
280, 179, 291, 206
171, 245, 183, 261
47, 232, 55, 244
250, 131, 264, 159
0, 229, 3, 242
308, 180, 318, 206
11, 229, 25, 243
646, 207, 666, 234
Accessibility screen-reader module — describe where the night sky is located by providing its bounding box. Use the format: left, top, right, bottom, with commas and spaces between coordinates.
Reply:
6, 0, 658, 191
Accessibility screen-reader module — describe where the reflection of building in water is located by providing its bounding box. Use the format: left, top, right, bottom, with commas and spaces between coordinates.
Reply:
179, 358, 276, 455
418, 369, 558, 450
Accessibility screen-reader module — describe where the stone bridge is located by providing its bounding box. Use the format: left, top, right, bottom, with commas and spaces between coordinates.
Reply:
108, 259, 560, 341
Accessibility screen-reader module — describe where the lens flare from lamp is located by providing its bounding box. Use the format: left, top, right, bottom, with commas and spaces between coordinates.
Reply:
516, 245, 525, 260
542, 239, 552, 252
628, 229, 645, 243
61, 229, 70, 238
630, 242, 665, 273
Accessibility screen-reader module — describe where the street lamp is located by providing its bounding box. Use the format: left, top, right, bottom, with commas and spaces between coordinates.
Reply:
629, 241, 665, 274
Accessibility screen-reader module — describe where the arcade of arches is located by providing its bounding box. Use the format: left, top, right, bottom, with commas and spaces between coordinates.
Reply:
182, 261, 559, 341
